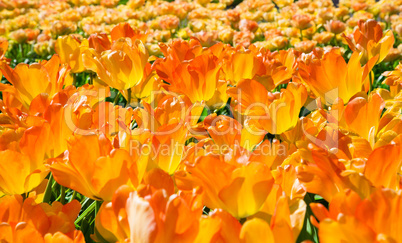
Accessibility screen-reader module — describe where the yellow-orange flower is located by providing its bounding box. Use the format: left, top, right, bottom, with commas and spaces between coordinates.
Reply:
55, 35, 89, 73
0, 194, 84, 242
50, 133, 137, 201
311, 189, 402, 243
176, 148, 274, 218
0, 55, 72, 108
228, 80, 307, 134
299, 49, 377, 105
83, 38, 148, 91
94, 184, 202, 243
344, 19, 395, 65
155, 51, 222, 104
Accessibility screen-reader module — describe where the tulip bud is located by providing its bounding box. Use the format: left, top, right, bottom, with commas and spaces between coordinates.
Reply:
292, 14, 313, 30
9, 29, 28, 44
324, 20, 346, 34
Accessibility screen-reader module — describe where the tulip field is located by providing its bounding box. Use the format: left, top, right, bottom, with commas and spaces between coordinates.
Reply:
0, 0, 402, 242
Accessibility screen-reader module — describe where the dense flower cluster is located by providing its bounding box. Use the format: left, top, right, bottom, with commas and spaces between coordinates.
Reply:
0, 0, 402, 56
0, 0, 402, 242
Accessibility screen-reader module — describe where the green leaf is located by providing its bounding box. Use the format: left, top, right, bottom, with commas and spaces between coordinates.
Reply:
296, 193, 319, 243
197, 107, 210, 123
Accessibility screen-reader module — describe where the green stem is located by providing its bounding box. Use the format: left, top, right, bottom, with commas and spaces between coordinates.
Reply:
43, 174, 54, 204
73, 73, 77, 87
95, 200, 103, 216
60, 186, 65, 204
333, 34, 338, 46
369, 70, 374, 92
113, 92, 121, 105
19, 44, 24, 59
126, 88, 132, 108
70, 190, 77, 203
300, 29, 303, 41
89, 72, 94, 85
74, 200, 96, 227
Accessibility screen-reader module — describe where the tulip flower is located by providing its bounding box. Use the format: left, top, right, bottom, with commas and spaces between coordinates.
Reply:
194, 209, 242, 243
201, 114, 265, 151
156, 52, 222, 104
55, 35, 89, 73
0, 120, 54, 195
324, 20, 346, 35
132, 93, 205, 132
344, 93, 385, 147
292, 14, 313, 30
0, 38, 7, 59
94, 185, 202, 243
240, 218, 274, 243
253, 48, 297, 90
83, 37, 149, 100
0, 194, 83, 242
175, 147, 274, 218
228, 80, 307, 134
383, 63, 402, 98
344, 19, 395, 65
110, 22, 148, 44
311, 189, 402, 243
88, 33, 111, 53
364, 144, 402, 190
0, 55, 72, 108
296, 145, 373, 202
150, 122, 189, 175
221, 50, 261, 85
121, 63, 159, 103
0, 149, 49, 195
50, 133, 137, 201
299, 49, 378, 105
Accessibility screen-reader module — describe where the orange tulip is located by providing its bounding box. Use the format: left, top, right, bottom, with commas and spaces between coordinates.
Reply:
153, 39, 224, 104
222, 47, 297, 90
201, 114, 265, 151
270, 195, 306, 242
83, 38, 148, 91
296, 145, 372, 202
221, 50, 261, 85
240, 218, 274, 243
228, 80, 307, 134
258, 49, 297, 89
0, 121, 53, 195
132, 94, 205, 132
311, 189, 402, 243
50, 133, 137, 201
324, 20, 346, 35
364, 144, 402, 190
150, 122, 189, 175
0, 149, 49, 195
88, 33, 112, 53
175, 147, 274, 218
383, 62, 402, 98
194, 209, 242, 243
292, 14, 313, 30
121, 63, 159, 102
299, 49, 378, 105
157, 52, 222, 104
0, 38, 8, 59
0, 55, 72, 108
344, 93, 385, 147
95, 184, 202, 243
55, 35, 89, 73
0, 194, 83, 242
110, 22, 148, 44
344, 19, 395, 65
